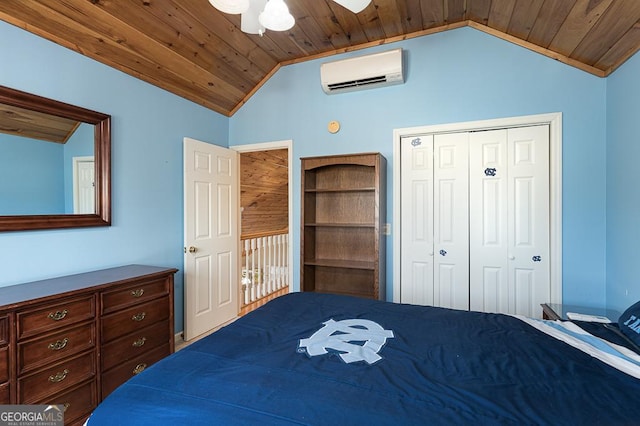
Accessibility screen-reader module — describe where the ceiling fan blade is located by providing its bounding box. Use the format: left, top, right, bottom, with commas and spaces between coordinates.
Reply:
332, 0, 371, 13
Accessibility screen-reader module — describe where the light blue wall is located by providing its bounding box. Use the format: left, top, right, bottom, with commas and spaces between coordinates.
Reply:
231, 27, 609, 306
606, 51, 640, 312
0, 21, 229, 333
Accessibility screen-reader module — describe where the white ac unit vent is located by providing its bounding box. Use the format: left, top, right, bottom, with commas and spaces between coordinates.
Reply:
320, 48, 404, 94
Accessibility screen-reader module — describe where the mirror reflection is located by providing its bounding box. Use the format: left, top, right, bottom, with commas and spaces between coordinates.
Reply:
0, 111, 95, 215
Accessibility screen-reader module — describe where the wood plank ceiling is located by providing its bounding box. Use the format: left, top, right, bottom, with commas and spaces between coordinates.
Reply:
1, 0, 639, 117
0, 103, 81, 143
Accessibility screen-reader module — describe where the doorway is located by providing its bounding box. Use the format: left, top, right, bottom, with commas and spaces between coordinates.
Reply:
232, 140, 293, 314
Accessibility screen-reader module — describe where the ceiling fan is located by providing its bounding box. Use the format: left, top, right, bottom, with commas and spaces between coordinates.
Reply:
209, 0, 372, 35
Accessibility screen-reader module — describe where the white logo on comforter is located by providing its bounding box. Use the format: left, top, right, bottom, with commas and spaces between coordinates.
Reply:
298, 319, 394, 364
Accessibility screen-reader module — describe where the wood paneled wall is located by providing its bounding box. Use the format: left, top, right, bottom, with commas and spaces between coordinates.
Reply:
240, 149, 288, 237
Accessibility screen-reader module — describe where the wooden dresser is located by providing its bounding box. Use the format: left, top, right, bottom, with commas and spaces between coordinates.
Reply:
0, 265, 177, 425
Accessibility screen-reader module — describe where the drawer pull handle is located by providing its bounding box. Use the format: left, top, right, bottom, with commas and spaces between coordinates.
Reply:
132, 312, 146, 322
133, 363, 147, 375
49, 369, 69, 383
63, 403, 70, 412
132, 337, 147, 347
48, 338, 69, 351
48, 310, 68, 321
131, 289, 145, 298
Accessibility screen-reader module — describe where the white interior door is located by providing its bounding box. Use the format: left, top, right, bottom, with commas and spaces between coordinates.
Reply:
73, 156, 95, 214
184, 137, 239, 341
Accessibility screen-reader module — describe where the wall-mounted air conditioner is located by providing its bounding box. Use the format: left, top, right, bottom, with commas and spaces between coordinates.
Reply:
320, 48, 404, 94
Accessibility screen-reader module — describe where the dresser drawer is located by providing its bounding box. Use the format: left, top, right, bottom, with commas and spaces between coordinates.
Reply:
18, 322, 96, 375
0, 382, 8, 404
0, 346, 7, 383
17, 296, 95, 340
101, 296, 170, 343
101, 342, 170, 398
19, 350, 96, 404
101, 277, 170, 315
0, 315, 8, 345
101, 320, 170, 372
35, 379, 97, 426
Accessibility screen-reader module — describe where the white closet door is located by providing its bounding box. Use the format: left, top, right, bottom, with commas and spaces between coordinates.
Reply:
400, 125, 548, 316
507, 125, 550, 317
433, 132, 469, 310
469, 130, 509, 313
400, 133, 469, 309
400, 135, 435, 305
469, 125, 549, 316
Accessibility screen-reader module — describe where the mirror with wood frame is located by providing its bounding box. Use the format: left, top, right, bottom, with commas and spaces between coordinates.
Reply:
0, 85, 111, 231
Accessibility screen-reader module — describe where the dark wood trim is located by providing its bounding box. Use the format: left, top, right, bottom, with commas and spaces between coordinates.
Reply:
0, 85, 111, 232
540, 303, 561, 320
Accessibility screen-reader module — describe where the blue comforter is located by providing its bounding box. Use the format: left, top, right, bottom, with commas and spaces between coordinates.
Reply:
88, 293, 640, 425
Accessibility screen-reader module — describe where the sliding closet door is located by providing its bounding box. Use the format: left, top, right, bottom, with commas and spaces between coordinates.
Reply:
469, 125, 549, 316
433, 132, 469, 310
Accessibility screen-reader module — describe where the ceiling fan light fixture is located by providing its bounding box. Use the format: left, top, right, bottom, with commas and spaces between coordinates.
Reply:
259, 0, 295, 32
332, 0, 372, 14
208, 0, 250, 15
241, 0, 267, 35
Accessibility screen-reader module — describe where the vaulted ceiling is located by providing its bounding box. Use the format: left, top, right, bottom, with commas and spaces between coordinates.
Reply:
1, 0, 639, 117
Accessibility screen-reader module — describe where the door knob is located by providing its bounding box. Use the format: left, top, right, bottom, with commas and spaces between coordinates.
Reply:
185, 246, 197, 253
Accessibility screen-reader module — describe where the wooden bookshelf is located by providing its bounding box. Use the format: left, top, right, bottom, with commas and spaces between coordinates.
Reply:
300, 153, 386, 300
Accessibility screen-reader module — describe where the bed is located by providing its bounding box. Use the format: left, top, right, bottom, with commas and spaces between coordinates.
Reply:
86, 292, 640, 425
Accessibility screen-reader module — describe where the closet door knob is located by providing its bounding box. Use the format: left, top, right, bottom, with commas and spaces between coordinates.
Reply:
508, 255, 515, 260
